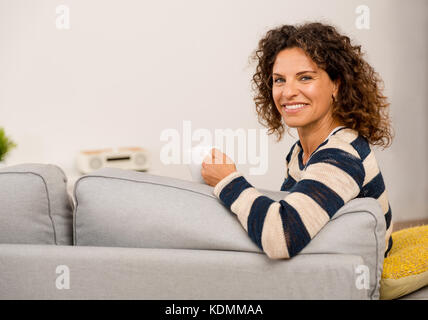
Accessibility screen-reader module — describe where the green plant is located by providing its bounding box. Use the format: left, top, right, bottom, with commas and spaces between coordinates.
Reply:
0, 128, 17, 162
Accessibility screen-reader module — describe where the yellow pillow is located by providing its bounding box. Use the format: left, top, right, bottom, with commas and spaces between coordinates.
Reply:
380, 225, 428, 300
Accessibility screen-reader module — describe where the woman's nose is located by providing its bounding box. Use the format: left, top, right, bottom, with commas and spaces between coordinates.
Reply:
282, 81, 299, 99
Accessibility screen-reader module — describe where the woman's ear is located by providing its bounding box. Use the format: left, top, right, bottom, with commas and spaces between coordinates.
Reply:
333, 78, 341, 98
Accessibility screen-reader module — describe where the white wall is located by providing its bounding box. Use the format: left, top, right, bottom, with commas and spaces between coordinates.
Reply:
0, 0, 427, 222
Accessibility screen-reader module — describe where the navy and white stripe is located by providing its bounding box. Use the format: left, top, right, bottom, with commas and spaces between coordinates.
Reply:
214, 128, 393, 259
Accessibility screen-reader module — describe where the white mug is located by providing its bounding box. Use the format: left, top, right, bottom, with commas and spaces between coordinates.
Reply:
186, 145, 219, 183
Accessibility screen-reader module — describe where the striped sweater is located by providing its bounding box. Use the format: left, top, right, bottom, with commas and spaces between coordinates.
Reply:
213, 127, 393, 259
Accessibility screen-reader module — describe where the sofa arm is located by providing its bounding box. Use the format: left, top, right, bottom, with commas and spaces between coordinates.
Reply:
0, 163, 74, 245
0, 244, 369, 300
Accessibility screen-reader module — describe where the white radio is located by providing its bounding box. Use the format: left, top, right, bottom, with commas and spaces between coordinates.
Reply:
76, 147, 150, 174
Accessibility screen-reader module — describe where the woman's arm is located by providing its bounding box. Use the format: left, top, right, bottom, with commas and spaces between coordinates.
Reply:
203, 148, 365, 259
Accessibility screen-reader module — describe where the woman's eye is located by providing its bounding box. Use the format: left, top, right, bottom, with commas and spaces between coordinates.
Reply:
274, 78, 285, 83
300, 76, 312, 81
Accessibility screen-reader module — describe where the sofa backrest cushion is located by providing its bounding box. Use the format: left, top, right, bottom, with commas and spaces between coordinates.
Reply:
74, 168, 386, 299
0, 163, 74, 245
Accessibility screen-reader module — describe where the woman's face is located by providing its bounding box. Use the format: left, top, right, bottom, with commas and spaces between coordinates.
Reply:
272, 47, 339, 131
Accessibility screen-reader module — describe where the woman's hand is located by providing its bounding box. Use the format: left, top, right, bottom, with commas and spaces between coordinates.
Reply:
201, 148, 237, 187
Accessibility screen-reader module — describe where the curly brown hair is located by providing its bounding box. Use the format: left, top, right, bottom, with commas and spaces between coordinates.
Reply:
251, 22, 393, 148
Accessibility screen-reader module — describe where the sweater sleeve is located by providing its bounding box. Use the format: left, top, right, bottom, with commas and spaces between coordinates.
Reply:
213, 148, 366, 259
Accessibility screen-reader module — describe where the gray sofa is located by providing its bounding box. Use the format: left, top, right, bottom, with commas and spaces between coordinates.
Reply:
0, 163, 420, 300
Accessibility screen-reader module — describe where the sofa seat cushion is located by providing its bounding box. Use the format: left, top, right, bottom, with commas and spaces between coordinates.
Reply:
0, 164, 73, 245
0, 243, 369, 299
380, 225, 428, 299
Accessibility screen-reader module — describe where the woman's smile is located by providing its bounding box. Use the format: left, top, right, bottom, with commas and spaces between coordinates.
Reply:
282, 102, 310, 114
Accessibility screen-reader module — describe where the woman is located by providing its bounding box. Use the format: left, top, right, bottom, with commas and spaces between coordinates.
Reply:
201, 22, 394, 259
